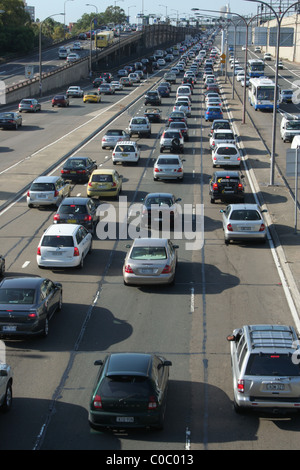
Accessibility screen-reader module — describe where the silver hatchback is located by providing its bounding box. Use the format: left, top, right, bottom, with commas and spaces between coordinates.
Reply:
227, 324, 300, 413
19, 98, 41, 113
27, 176, 71, 208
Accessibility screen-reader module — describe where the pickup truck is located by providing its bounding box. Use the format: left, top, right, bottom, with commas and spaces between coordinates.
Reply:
209, 170, 245, 204
0, 361, 13, 412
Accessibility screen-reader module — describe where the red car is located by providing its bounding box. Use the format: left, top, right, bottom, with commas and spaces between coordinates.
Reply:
52, 94, 70, 107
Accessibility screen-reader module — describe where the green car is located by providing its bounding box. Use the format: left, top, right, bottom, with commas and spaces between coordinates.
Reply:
89, 353, 172, 430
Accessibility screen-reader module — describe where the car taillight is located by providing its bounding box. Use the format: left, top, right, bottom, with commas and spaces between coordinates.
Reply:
37, 247, 41, 255
154, 168, 160, 172
148, 396, 158, 410
74, 247, 80, 256
212, 183, 218, 191
237, 380, 244, 393
61, 169, 70, 174
28, 312, 37, 319
162, 264, 172, 273
54, 190, 59, 197
27, 190, 30, 197
84, 215, 92, 222
93, 394, 102, 409
124, 264, 133, 273
227, 223, 233, 232
259, 223, 265, 232
238, 183, 243, 190
53, 214, 60, 221
177, 168, 183, 173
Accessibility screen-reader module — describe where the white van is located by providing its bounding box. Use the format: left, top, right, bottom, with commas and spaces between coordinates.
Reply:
291, 135, 300, 148
281, 114, 300, 143
58, 47, 70, 59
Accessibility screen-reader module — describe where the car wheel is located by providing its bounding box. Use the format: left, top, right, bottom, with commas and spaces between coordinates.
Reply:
1, 382, 12, 412
77, 256, 84, 269
42, 317, 49, 337
225, 238, 230, 245
210, 198, 215, 203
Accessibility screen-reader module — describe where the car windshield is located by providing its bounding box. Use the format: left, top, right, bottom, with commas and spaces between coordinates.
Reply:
157, 158, 180, 165
99, 375, 151, 398
0, 288, 36, 304
216, 147, 237, 155
230, 210, 261, 221
91, 174, 113, 182
214, 133, 234, 139
54, 96, 65, 100
41, 235, 74, 247
64, 159, 87, 169
30, 183, 55, 192
59, 205, 87, 215
132, 118, 146, 124
214, 122, 230, 130
246, 353, 300, 376
130, 246, 167, 260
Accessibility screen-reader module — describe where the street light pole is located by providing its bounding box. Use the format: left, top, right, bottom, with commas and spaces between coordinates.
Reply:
64, 0, 74, 40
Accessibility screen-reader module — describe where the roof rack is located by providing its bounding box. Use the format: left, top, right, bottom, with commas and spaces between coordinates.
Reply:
248, 325, 298, 350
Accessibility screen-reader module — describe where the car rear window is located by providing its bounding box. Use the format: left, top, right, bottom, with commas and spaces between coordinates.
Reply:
64, 159, 86, 169
91, 174, 113, 182
230, 210, 261, 221
30, 183, 55, 192
131, 246, 167, 260
164, 131, 180, 138
0, 288, 35, 304
246, 354, 300, 376
99, 375, 152, 398
214, 133, 234, 140
115, 145, 135, 152
216, 147, 237, 155
41, 235, 74, 247
106, 130, 122, 136
157, 158, 180, 165
59, 205, 87, 214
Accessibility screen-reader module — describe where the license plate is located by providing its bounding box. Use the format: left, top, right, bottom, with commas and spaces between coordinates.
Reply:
266, 383, 285, 391
2, 326, 17, 332
239, 226, 250, 231
38, 194, 47, 198
122, 154, 128, 157
141, 268, 153, 274
224, 156, 230, 159
51, 251, 63, 256
70, 171, 76, 174
116, 417, 134, 423
67, 219, 76, 223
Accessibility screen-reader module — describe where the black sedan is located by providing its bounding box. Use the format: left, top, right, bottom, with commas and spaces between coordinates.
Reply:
157, 85, 170, 97
144, 108, 161, 123
0, 277, 62, 337
0, 112, 22, 130
53, 197, 99, 233
209, 170, 245, 204
89, 352, 172, 430
61, 156, 97, 183
144, 91, 161, 105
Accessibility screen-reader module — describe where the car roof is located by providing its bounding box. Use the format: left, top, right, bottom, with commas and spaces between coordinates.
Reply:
228, 203, 260, 211
132, 238, 169, 247
145, 192, 174, 198
106, 353, 153, 377
242, 324, 299, 352
91, 169, 116, 175
44, 224, 82, 235
65, 156, 90, 161
32, 176, 61, 183
213, 170, 240, 177
114, 141, 137, 145
59, 197, 90, 205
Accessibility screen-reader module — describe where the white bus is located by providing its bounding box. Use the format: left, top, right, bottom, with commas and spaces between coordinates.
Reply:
247, 59, 265, 78
248, 77, 279, 111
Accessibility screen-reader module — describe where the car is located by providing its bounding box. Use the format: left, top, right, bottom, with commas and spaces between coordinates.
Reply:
120, 77, 132, 86
92, 77, 105, 88
226, 324, 300, 412
144, 108, 161, 123
167, 111, 187, 126
112, 141, 140, 164
52, 94, 69, 107
144, 90, 161, 105
234, 66, 244, 76
157, 58, 166, 66
241, 77, 250, 87
254, 46, 261, 52
88, 352, 172, 429
83, 92, 101, 103
60, 156, 97, 183
72, 42, 82, 50
210, 129, 236, 150
27, 176, 71, 208
123, 238, 178, 285
205, 106, 223, 122
111, 80, 123, 90
220, 203, 267, 244
66, 53, 80, 63
128, 72, 140, 83
140, 193, 181, 229
53, 197, 99, 233
173, 99, 191, 117
168, 121, 189, 141
206, 98, 222, 109
18, 98, 41, 113
212, 143, 241, 168
98, 83, 115, 94
236, 71, 247, 82
128, 116, 151, 138
99, 72, 113, 82
157, 85, 170, 97
102, 129, 130, 149
206, 84, 220, 94
280, 89, 294, 103
164, 72, 176, 83
205, 92, 220, 102
37, 223, 92, 269
278, 61, 284, 69
0, 360, 13, 412
87, 169, 122, 198
209, 170, 245, 203
153, 154, 184, 181
0, 112, 22, 130
160, 129, 184, 153
264, 52, 272, 60
176, 85, 192, 100
0, 255, 4, 278
0, 277, 62, 337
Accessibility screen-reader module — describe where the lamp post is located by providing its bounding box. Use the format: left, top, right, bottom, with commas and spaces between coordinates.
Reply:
39, 13, 64, 97
86, 4, 99, 75
64, 0, 74, 40
245, 0, 300, 185
159, 4, 168, 22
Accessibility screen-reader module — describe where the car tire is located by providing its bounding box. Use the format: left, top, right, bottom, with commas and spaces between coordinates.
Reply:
225, 238, 230, 245
1, 382, 12, 412
42, 317, 49, 337
57, 294, 63, 311
210, 198, 215, 203
77, 256, 84, 269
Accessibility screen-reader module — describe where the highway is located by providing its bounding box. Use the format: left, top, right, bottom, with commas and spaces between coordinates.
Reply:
0, 38, 300, 451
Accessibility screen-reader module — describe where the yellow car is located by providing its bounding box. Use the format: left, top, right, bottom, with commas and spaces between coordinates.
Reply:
83, 92, 101, 103
87, 169, 122, 199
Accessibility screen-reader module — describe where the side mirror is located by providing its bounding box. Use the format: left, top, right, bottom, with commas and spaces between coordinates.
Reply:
94, 360, 103, 366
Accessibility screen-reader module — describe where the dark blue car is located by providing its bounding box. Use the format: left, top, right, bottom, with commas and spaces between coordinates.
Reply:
157, 86, 170, 97
205, 106, 223, 122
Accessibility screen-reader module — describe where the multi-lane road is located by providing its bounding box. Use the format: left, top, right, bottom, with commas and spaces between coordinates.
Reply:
0, 37, 300, 452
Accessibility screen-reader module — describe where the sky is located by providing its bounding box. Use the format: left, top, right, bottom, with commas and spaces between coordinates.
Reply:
27, 0, 257, 25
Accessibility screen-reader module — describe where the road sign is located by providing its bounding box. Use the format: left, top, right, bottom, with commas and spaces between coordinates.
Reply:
286, 149, 300, 177
221, 53, 226, 60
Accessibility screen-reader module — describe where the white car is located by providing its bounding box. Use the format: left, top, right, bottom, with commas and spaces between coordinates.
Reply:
112, 141, 140, 164
128, 116, 151, 137
157, 58, 166, 66
212, 143, 241, 168
236, 72, 246, 82
72, 42, 82, 50
111, 81, 123, 90
173, 100, 191, 117
153, 154, 185, 181
264, 52, 272, 60
176, 85, 192, 100
0, 362, 13, 412
66, 53, 80, 63
66, 86, 84, 97
210, 129, 236, 150
37, 224, 92, 269
128, 73, 140, 83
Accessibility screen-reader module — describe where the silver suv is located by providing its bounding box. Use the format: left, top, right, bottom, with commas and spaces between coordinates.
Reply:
128, 116, 151, 138
0, 361, 13, 412
227, 324, 300, 413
